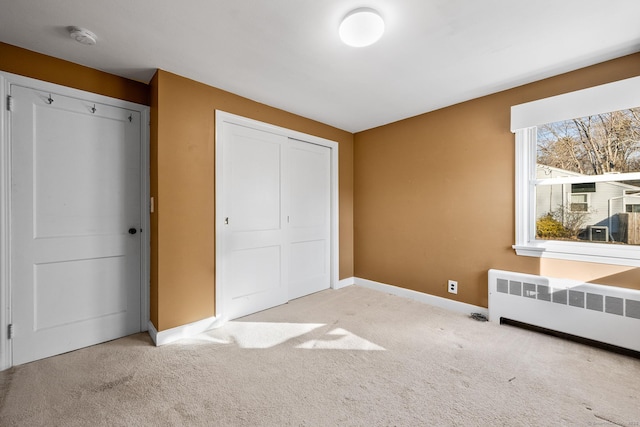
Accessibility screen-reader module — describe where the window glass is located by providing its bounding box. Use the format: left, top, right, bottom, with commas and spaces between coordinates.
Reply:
571, 183, 595, 193
535, 179, 640, 245
532, 107, 640, 246
537, 108, 640, 175
570, 194, 588, 212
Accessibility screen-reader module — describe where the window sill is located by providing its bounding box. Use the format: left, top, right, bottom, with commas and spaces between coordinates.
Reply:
513, 241, 640, 267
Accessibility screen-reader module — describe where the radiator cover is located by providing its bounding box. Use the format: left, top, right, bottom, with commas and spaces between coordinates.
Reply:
488, 269, 640, 352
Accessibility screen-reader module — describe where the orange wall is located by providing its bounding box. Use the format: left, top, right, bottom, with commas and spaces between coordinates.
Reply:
152, 70, 354, 331
0, 42, 149, 105
0, 43, 354, 333
4, 41, 638, 329
354, 53, 640, 308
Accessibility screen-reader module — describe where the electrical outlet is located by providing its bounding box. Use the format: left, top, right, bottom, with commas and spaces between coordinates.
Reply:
448, 280, 458, 294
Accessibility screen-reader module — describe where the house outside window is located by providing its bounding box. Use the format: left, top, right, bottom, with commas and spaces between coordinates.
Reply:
511, 76, 640, 267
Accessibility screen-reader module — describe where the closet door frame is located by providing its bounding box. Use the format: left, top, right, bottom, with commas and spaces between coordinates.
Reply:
214, 110, 339, 320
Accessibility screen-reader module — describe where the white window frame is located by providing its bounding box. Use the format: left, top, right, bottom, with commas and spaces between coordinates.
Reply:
511, 75, 640, 267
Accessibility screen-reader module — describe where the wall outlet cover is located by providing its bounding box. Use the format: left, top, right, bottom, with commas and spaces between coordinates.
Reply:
448, 280, 458, 294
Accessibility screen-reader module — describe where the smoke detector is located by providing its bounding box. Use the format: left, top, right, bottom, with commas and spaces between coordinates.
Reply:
68, 27, 97, 45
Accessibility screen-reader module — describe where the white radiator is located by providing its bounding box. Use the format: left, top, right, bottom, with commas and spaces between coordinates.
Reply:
488, 269, 640, 352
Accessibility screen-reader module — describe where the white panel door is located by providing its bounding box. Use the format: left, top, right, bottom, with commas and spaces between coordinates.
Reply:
287, 139, 331, 300
219, 119, 333, 320
221, 123, 288, 320
11, 85, 142, 365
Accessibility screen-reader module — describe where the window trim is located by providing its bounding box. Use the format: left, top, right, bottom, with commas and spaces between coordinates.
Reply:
511, 76, 640, 267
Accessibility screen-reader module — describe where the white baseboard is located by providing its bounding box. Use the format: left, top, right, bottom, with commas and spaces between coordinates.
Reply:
148, 315, 223, 346
147, 321, 158, 344
335, 276, 355, 289
354, 277, 488, 316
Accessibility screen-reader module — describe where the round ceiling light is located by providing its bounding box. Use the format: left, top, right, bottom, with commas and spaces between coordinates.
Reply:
68, 27, 97, 45
339, 8, 385, 47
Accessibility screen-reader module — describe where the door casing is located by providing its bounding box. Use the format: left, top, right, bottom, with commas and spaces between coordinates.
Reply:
0, 71, 150, 370
214, 111, 339, 320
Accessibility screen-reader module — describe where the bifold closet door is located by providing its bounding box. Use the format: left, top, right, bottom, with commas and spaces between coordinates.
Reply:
10, 84, 142, 365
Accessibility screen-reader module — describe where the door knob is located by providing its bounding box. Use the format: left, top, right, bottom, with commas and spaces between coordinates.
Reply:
128, 228, 138, 235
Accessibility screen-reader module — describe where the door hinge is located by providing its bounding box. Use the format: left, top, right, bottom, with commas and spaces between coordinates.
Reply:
7, 95, 14, 112
150, 196, 155, 213
7, 324, 13, 339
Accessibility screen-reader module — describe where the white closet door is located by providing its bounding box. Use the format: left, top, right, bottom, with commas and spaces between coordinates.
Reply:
10, 85, 142, 365
287, 139, 331, 300
218, 121, 332, 320
221, 123, 289, 320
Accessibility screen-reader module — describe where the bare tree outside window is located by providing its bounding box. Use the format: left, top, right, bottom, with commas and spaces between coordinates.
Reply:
537, 108, 640, 175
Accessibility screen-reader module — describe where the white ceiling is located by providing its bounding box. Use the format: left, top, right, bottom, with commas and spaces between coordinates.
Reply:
1, 0, 639, 133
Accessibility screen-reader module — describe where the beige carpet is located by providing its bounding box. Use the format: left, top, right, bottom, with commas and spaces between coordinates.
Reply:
1, 285, 639, 426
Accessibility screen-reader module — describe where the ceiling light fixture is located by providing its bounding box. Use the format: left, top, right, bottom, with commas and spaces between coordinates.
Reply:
339, 8, 385, 47
68, 26, 97, 45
